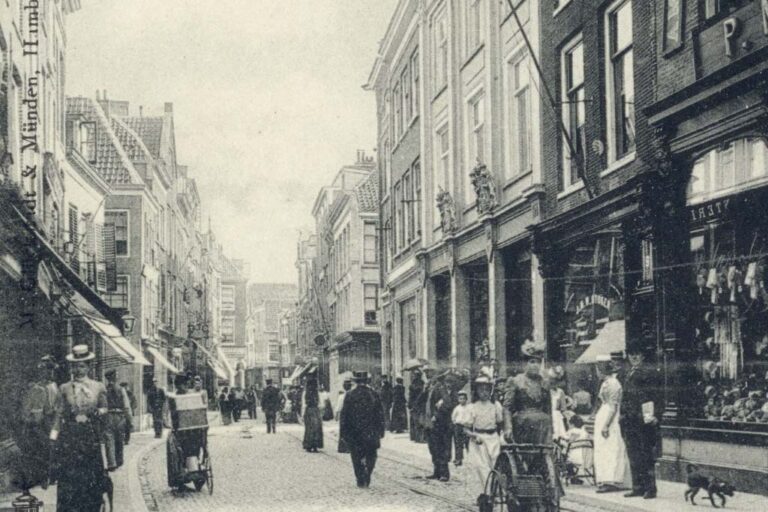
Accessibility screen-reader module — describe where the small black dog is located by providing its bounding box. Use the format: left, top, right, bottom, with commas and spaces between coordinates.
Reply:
684, 464, 736, 508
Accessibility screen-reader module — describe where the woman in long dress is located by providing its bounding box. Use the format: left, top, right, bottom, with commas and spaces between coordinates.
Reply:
50, 345, 110, 512
219, 387, 232, 425
593, 356, 631, 493
390, 377, 408, 433
302, 366, 324, 452
502, 355, 560, 502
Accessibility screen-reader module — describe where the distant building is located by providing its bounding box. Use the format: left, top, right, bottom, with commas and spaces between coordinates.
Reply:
219, 257, 250, 387
246, 283, 297, 386
306, 151, 380, 397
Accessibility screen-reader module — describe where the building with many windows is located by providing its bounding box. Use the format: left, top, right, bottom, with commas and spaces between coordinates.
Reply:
368, 0, 547, 380
304, 152, 379, 395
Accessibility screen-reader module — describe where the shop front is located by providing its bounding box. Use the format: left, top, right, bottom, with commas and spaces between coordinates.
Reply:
650, 137, 768, 495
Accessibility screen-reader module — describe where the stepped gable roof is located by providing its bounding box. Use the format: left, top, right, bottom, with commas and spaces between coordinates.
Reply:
122, 117, 164, 158
354, 170, 378, 213
66, 97, 135, 184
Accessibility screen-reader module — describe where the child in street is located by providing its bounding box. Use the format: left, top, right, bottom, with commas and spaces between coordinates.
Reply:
451, 390, 472, 466
561, 414, 591, 484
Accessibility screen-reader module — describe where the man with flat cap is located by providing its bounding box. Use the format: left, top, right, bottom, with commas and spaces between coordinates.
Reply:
261, 378, 282, 434
340, 371, 385, 488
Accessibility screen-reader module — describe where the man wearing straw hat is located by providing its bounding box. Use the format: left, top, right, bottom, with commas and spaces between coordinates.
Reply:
50, 344, 111, 512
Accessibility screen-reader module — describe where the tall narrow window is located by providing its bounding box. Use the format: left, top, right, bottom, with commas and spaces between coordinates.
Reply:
413, 160, 421, 237
433, 11, 448, 93
364, 284, 379, 325
364, 222, 378, 263
607, 0, 635, 161
466, 0, 483, 57
78, 121, 96, 164
104, 211, 128, 256
663, 0, 682, 51
466, 92, 485, 204
402, 66, 412, 124
403, 171, 413, 243
393, 82, 402, 139
410, 50, 420, 115
395, 181, 404, 251
434, 124, 450, 227
105, 275, 129, 309
562, 36, 585, 190
508, 52, 531, 178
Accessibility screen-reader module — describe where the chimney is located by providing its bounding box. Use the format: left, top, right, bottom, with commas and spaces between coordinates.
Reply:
139, 106, 143, 117
95, 90, 100, 101
103, 89, 107, 101
164, 102, 173, 114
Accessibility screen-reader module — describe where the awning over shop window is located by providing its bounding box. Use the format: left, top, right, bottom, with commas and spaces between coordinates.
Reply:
215, 344, 235, 376
80, 313, 151, 366
70, 289, 150, 366
288, 365, 304, 382
207, 359, 228, 380
574, 320, 626, 364
146, 346, 180, 374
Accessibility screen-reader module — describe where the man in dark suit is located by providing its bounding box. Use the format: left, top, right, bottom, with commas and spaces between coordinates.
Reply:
425, 370, 456, 482
620, 347, 664, 499
261, 379, 282, 434
340, 371, 385, 488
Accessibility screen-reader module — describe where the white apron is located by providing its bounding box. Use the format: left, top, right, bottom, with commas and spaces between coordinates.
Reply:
593, 402, 630, 486
468, 432, 502, 493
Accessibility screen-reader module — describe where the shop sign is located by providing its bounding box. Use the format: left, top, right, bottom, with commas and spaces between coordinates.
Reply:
697, 2, 768, 77
688, 197, 731, 223
575, 294, 612, 316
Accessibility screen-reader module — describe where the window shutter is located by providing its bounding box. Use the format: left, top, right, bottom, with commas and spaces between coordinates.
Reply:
103, 223, 117, 292
68, 205, 79, 272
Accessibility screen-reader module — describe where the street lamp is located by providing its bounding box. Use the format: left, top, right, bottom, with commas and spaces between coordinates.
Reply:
122, 313, 136, 334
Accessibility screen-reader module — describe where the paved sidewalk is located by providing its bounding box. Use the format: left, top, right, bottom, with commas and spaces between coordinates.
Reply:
325, 422, 766, 512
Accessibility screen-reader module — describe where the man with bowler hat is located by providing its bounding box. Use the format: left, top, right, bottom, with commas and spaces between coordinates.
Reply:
620, 346, 664, 499
340, 371, 385, 488
261, 379, 282, 434
425, 368, 456, 482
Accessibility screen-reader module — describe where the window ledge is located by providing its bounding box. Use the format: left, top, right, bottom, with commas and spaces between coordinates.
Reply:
553, 0, 573, 17
557, 180, 585, 200
502, 169, 533, 190
460, 43, 485, 72
601, 151, 636, 177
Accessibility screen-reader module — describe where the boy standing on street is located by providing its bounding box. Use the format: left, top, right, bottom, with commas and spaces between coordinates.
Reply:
451, 390, 471, 466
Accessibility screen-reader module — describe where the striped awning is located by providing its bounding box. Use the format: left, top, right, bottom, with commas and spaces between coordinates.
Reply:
146, 346, 180, 374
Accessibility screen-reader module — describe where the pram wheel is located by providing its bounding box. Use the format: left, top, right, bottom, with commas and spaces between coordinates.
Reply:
205, 459, 214, 495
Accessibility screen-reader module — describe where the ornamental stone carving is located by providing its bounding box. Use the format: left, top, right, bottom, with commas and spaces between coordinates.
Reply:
435, 186, 457, 234
469, 160, 498, 215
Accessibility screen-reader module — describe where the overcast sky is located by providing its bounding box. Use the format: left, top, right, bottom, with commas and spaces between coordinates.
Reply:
66, 0, 397, 283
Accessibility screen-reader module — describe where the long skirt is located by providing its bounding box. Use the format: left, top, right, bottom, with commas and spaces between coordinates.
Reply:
303, 407, 324, 450
220, 402, 232, 425
390, 403, 407, 432
593, 404, 631, 487
468, 432, 502, 493
512, 409, 560, 500
56, 423, 107, 512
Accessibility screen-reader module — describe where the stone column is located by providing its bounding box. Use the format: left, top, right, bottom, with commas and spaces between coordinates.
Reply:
451, 266, 470, 369
422, 276, 436, 363
487, 251, 506, 363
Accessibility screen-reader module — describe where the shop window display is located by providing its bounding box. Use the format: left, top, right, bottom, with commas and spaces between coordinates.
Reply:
688, 138, 768, 424
557, 230, 626, 363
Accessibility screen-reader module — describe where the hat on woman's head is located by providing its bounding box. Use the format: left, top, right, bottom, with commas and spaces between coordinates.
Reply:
66, 344, 95, 363
474, 375, 493, 386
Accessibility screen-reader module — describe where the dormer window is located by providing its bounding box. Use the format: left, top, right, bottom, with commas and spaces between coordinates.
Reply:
78, 121, 96, 164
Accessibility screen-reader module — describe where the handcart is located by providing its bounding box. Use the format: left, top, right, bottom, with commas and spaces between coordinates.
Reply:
483, 443, 561, 512
167, 392, 214, 494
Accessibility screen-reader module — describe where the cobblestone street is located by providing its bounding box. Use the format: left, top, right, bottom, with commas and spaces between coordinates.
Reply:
141, 420, 471, 512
